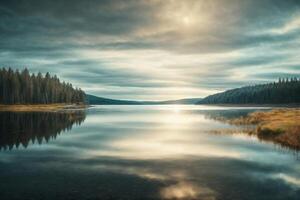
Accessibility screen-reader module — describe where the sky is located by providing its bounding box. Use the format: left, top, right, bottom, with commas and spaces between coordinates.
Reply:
0, 0, 300, 100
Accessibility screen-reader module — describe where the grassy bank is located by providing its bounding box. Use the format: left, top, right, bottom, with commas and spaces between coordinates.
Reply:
230, 109, 300, 150
0, 104, 87, 112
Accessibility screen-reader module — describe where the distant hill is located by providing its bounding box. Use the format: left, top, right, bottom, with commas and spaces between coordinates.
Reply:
197, 78, 300, 105
86, 94, 202, 105
159, 98, 203, 105
86, 95, 142, 105
86, 94, 143, 105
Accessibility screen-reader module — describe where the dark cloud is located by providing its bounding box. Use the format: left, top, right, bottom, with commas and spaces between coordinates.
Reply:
0, 0, 300, 99
254, 72, 300, 80
226, 54, 292, 68
1, 0, 299, 53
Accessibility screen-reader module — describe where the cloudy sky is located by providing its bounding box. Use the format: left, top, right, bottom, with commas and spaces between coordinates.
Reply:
0, 0, 300, 100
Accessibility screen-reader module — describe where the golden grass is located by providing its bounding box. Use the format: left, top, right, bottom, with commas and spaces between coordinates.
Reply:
0, 104, 87, 112
230, 109, 300, 150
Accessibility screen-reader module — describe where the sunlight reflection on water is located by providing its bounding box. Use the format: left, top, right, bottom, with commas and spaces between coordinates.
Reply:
0, 105, 299, 200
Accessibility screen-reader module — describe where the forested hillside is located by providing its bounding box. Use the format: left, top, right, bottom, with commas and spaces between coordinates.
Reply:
0, 68, 86, 104
86, 94, 202, 105
198, 78, 300, 104
86, 94, 143, 105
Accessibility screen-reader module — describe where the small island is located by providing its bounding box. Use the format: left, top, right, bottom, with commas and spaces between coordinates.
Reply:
0, 68, 86, 112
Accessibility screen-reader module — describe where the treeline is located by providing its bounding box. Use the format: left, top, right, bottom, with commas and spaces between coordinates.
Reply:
198, 78, 300, 104
0, 68, 86, 104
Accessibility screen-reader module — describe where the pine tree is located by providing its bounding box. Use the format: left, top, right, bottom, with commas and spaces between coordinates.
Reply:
199, 78, 300, 104
0, 68, 86, 104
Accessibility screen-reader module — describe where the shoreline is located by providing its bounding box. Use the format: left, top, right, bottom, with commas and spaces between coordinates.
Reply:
0, 104, 88, 112
197, 103, 300, 108
227, 108, 300, 150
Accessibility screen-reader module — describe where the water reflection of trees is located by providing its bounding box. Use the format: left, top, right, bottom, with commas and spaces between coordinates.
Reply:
201, 109, 257, 122
0, 111, 86, 150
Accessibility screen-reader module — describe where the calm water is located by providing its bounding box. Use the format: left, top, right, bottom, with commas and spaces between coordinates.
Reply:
0, 105, 299, 200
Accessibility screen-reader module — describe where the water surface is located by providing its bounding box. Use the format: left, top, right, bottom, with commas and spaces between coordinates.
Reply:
0, 105, 299, 200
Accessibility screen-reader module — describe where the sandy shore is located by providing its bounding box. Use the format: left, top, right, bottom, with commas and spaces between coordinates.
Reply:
0, 104, 88, 112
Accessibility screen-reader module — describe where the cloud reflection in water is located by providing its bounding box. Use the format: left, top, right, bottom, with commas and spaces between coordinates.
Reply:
0, 105, 299, 200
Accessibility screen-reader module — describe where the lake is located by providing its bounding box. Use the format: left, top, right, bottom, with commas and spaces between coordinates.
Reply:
0, 105, 299, 200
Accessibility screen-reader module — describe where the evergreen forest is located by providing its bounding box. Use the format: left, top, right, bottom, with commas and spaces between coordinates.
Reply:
0, 68, 86, 104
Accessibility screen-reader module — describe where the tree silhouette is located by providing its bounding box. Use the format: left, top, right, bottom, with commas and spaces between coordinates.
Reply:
0, 68, 86, 104
198, 78, 300, 104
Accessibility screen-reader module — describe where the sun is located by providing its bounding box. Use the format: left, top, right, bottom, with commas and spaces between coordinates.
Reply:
182, 16, 191, 25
